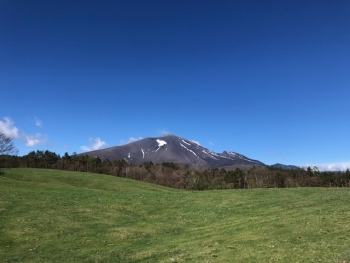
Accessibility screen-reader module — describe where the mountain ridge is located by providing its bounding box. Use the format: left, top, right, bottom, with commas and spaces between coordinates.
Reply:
81, 134, 267, 170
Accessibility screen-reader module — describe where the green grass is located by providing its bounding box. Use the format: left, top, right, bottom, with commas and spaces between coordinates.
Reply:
1, 168, 350, 262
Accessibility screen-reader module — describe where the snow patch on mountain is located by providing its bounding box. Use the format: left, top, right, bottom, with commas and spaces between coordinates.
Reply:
181, 140, 191, 146
202, 150, 219, 160
205, 150, 231, 160
209, 151, 222, 158
141, 148, 145, 159
157, 139, 167, 146
227, 152, 238, 157
190, 140, 201, 146
227, 151, 260, 163
180, 143, 198, 157
155, 139, 167, 151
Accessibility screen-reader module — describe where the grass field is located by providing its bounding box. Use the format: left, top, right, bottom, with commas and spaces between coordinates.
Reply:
1, 168, 350, 262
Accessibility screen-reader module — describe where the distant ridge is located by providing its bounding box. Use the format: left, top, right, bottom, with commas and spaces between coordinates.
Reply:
270, 163, 299, 170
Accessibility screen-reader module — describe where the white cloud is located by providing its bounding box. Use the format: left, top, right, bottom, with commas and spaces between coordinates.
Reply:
35, 117, 43, 127
25, 133, 47, 147
80, 146, 91, 152
80, 137, 107, 152
208, 141, 214, 146
303, 162, 350, 172
0, 117, 50, 149
120, 136, 143, 144
0, 117, 19, 138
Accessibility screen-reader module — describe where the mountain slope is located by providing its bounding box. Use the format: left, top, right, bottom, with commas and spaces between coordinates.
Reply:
82, 134, 265, 169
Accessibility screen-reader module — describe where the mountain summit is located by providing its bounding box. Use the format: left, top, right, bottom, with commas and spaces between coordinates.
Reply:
82, 134, 265, 169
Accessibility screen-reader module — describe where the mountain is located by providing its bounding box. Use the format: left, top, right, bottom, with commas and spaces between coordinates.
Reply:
81, 134, 265, 170
270, 163, 300, 170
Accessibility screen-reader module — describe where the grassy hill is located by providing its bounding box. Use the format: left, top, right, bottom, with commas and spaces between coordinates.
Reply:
1, 168, 350, 262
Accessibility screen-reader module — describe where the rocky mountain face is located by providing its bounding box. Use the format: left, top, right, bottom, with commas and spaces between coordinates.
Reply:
81, 134, 265, 170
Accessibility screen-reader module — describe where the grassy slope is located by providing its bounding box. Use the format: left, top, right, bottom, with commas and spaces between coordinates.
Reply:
1, 168, 350, 263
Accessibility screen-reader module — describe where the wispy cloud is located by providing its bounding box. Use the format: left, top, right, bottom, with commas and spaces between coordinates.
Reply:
25, 133, 47, 147
303, 162, 350, 172
208, 141, 214, 146
0, 117, 48, 148
80, 137, 107, 152
0, 117, 19, 138
35, 117, 43, 127
120, 136, 143, 145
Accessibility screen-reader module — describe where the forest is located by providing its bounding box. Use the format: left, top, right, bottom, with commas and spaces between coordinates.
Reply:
1, 150, 350, 190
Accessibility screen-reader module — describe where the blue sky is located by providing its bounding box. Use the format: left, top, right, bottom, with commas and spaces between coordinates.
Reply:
1, 1, 349, 170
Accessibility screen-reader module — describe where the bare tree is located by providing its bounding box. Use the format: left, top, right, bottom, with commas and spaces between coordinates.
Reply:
0, 132, 18, 156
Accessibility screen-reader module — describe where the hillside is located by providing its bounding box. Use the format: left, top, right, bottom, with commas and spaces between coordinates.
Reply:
1, 168, 350, 262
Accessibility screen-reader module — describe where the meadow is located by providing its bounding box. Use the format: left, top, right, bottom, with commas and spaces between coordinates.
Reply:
1, 168, 350, 262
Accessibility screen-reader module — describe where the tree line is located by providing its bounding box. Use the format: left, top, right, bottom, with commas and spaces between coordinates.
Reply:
1, 150, 350, 190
